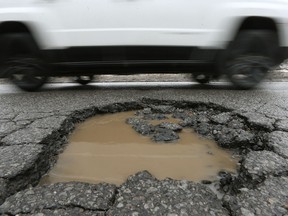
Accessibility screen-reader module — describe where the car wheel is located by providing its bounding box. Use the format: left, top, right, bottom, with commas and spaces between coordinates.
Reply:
194, 74, 210, 84
226, 55, 273, 89
75, 75, 93, 85
3, 34, 48, 91
224, 30, 278, 89
6, 57, 47, 91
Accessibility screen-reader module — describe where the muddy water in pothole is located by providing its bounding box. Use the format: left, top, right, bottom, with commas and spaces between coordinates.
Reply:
40, 111, 238, 186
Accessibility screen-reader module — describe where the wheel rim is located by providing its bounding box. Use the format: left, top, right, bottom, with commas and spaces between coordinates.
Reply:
75, 75, 93, 85
195, 74, 210, 84
226, 56, 272, 89
6, 57, 47, 91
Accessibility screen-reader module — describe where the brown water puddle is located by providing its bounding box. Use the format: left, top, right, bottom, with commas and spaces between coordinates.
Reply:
40, 111, 238, 186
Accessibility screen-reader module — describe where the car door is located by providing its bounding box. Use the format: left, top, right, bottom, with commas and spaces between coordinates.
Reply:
46, 0, 211, 47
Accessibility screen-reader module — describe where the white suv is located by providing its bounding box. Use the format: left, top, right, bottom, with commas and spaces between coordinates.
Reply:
0, 0, 287, 90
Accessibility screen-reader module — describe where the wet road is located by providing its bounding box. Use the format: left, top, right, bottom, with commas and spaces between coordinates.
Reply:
1, 81, 288, 113
0, 80, 288, 119
1, 80, 288, 93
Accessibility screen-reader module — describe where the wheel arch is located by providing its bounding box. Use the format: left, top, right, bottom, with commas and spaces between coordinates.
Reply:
0, 21, 41, 53
215, 16, 281, 77
0, 21, 42, 78
235, 16, 279, 42
0, 21, 31, 34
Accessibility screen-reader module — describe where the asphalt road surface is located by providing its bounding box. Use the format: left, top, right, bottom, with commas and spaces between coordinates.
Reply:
0, 80, 288, 215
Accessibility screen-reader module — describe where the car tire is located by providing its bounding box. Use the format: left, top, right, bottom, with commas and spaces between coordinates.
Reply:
75, 75, 93, 85
3, 34, 47, 91
194, 74, 210, 84
223, 30, 278, 89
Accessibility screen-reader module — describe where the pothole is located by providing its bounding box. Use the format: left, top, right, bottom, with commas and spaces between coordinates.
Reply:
2, 100, 288, 215
40, 109, 239, 186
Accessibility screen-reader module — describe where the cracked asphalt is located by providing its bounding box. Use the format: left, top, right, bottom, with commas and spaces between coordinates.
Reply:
0, 79, 288, 215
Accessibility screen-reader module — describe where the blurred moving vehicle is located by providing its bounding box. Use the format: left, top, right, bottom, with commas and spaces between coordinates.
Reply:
0, 0, 288, 90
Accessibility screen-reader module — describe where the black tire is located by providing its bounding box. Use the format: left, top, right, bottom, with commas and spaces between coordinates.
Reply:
3, 34, 47, 91
75, 75, 93, 85
223, 30, 278, 89
194, 74, 210, 84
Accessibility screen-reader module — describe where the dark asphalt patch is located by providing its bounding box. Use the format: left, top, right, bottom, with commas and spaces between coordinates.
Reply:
224, 176, 288, 216
107, 171, 229, 215
0, 182, 116, 215
267, 131, 288, 159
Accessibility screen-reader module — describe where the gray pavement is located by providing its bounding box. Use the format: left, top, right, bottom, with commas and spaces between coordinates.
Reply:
0, 81, 288, 215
